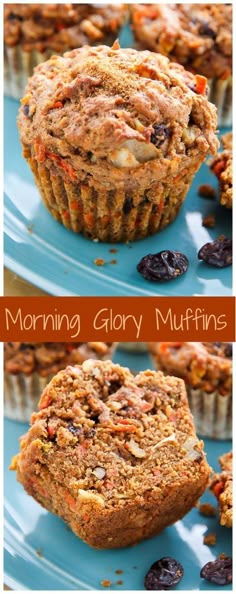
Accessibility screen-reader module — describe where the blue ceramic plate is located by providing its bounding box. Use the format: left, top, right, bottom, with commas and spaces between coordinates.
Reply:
4, 26, 232, 297
4, 350, 232, 591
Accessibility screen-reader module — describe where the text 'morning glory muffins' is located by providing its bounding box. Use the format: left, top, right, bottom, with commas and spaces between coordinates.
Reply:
4, 342, 117, 422
148, 342, 232, 440
18, 43, 218, 243
4, 3, 128, 100
131, 4, 232, 126
11, 360, 210, 549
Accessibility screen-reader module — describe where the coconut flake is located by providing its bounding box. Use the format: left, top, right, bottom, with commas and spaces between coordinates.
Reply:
152, 433, 177, 449
92, 467, 106, 480
127, 438, 146, 458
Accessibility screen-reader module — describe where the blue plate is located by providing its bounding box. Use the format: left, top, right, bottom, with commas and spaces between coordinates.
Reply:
4, 349, 232, 590
4, 25, 232, 296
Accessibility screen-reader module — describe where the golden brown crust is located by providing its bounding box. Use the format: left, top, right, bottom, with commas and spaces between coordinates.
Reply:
131, 4, 232, 80
12, 360, 210, 549
148, 342, 232, 395
4, 4, 128, 52
4, 342, 115, 376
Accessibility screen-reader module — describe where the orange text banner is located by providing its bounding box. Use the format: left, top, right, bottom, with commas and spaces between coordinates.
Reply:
0, 297, 235, 342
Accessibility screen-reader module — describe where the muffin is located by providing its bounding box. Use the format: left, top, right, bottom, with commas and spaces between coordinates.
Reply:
148, 342, 232, 439
4, 3, 128, 100
4, 342, 117, 422
10, 359, 210, 549
210, 451, 232, 528
18, 43, 218, 242
131, 4, 232, 126
210, 132, 232, 209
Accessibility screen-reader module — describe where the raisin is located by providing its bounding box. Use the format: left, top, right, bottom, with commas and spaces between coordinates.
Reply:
123, 197, 134, 215
8, 12, 23, 21
198, 237, 232, 268
144, 557, 184, 590
199, 22, 217, 39
200, 557, 232, 585
23, 104, 30, 117
67, 423, 83, 437
137, 251, 189, 282
108, 381, 122, 395
150, 125, 171, 148
19, 343, 35, 351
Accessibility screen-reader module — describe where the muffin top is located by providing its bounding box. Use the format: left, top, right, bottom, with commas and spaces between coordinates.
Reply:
149, 342, 232, 394
18, 43, 218, 188
4, 342, 113, 376
4, 3, 127, 52
131, 4, 232, 79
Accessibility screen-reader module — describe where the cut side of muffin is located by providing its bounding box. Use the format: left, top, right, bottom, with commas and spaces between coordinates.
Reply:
4, 342, 117, 422
210, 451, 232, 528
11, 360, 210, 549
18, 43, 218, 242
148, 342, 232, 439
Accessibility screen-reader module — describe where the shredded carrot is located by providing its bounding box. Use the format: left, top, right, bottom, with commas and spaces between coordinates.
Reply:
84, 213, 95, 225
195, 75, 207, 95
64, 491, 76, 510
47, 425, 55, 438
83, 514, 90, 522
51, 101, 64, 109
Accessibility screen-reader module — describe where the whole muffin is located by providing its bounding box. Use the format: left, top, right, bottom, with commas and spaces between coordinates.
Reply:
10, 359, 210, 549
131, 4, 232, 126
4, 3, 128, 99
148, 342, 232, 439
18, 43, 218, 242
4, 342, 117, 422
210, 132, 232, 209
210, 451, 232, 528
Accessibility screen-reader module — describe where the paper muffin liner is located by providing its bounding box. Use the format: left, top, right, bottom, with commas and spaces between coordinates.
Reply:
4, 45, 53, 100
118, 343, 148, 352
23, 148, 201, 242
208, 77, 232, 128
4, 343, 118, 422
4, 372, 52, 422
187, 387, 232, 440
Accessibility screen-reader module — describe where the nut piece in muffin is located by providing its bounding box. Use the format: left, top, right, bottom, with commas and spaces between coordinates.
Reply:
4, 342, 117, 422
148, 342, 232, 439
4, 3, 128, 99
11, 360, 210, 549
18, 43, 218, 243
131, 4, 232, 126
210, 451, 232, 528
210, 132, 232, 209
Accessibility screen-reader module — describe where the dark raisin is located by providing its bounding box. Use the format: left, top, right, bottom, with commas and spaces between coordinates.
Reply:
144, 557, 184, 590
200, 557, 232, 585
198, 237, 232, 268
67, 423, 83, 437
123, 197, 134, 215
151, 125, 171, 148
23, 104, 30, 117
85, 428, 96, 438
199, 22, 217, 39
8, 12, 23, 21
19, 343, 35, 351
108, 381, 122, 395
137, 251, 189, 282
224, 343, 232, 358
